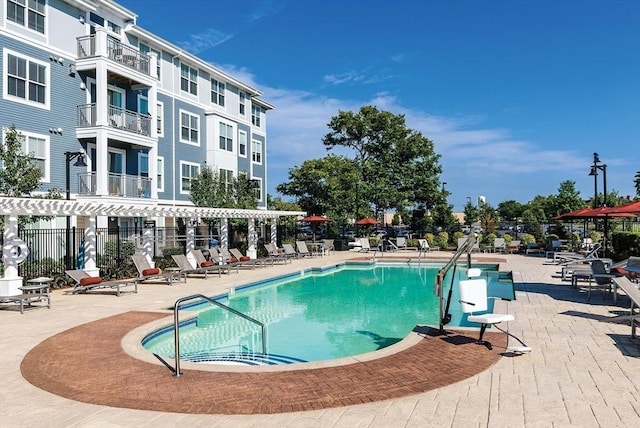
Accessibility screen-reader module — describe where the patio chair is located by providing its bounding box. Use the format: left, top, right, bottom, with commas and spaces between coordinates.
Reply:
359, 238, 372, 252
132, 254, 182, 284
508, 240, 521, 254
493, 238, 506, 253
608, 277, 640, 339
418, 239, 439, 254
282, 243, 299, 261
458, 277, 530, 353
587, 259, 619, 301
194, 249, 235, 274
295, 240, 316, 258
322, 239, 335, 255
65, 269, 137, 296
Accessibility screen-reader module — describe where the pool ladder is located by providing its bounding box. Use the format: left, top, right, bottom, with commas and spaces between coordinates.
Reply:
153, 293, 267, 377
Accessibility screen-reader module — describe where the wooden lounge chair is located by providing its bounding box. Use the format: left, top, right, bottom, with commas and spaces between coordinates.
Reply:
65, 269, 137, 296
229, 248, 265, 268
171, 254, 225, 278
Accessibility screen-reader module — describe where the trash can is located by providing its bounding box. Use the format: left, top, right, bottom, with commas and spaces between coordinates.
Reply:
334, 239, 347, 251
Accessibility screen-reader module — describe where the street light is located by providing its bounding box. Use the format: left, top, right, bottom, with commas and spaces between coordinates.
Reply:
588, 152, 607, 254
65, 150, 87, 270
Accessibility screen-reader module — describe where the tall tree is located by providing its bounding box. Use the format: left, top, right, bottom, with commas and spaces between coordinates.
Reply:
322, 106, 443, 219
634, 170, 640, 197
552, 180, 585, 217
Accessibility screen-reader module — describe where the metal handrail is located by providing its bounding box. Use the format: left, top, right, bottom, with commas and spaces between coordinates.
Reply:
435, 234, 477, 331
170, 293, 266, 377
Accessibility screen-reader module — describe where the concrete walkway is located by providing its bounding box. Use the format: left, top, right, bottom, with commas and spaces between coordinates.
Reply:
1, 251, 638, 427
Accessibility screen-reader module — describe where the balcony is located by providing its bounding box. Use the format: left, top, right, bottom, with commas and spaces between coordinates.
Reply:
77, 104, 151, 137
77, 35, 151, 76
78, 172, 152, 198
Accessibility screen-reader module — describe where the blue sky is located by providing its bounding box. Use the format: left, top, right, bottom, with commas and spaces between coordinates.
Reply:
119, 0, 639, 211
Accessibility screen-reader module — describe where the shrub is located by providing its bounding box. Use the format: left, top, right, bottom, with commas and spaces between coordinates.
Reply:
520, 233, 536, 246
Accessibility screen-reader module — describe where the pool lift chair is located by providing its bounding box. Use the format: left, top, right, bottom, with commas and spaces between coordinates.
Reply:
458, 268, 531, 353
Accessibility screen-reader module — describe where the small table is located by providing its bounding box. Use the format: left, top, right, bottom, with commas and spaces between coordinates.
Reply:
164, 267, 186, 283
307, 242, 324, 257
4, 277, 52, 314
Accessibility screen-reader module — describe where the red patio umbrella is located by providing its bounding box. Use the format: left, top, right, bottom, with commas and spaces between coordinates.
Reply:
354, 217, 379, 226
299, 215, 331, 241
601, 201, 640, 215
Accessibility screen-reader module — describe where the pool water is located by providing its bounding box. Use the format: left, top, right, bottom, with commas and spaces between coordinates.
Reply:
143, 263, 513, 364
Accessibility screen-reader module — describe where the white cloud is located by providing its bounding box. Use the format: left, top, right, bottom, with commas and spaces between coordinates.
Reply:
177, 29, 235, 54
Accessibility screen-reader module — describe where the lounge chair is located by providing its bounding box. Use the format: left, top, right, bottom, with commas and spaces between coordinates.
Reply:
458, 277, 530, 352
508, 240, 521, 254
195, 249, 236, 274
171, 254, 225, 278
609, 276, 640, 338
493, 238, 506, 253
458, 237, 480, 252
132, 254, 182, 284
65, 269, 137, 296
229, 248, 265, 268
554, 243, 605, 265
587, 259, 619, 301
296, 241, 314, 258
264, 243, 291, 264
322, 239, 335, 255
282, 243, 299, 260
418, 239, 439, 254
359, 238, 372, 252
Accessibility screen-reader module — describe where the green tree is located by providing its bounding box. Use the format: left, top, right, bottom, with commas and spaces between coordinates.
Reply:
189, 165, 233, 209
322, 106, 443, 221
0, 125, 44, 197
478, 202, 499, 234
551, 180, 584, 217
497, 200, 525, 225
634, 170, 640, 196
463, 201, 479, 227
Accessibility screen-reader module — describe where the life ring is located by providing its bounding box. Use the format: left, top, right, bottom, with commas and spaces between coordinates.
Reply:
3, 238, 29, 264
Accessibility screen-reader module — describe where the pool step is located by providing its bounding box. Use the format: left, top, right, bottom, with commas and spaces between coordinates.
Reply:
179, 350, 307, 365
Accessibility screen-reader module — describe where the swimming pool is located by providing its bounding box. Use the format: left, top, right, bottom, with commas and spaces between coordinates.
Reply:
142, 262, 513, 365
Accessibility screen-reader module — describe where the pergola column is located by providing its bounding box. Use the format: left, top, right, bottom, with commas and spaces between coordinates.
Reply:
270, 219, 278, 246
247, 218, 257, 259
185, 219, 197, 267
142, 221, 154, 264
0, 215, 23, 296
83, 216, 99, 276
220, 217, 229, 249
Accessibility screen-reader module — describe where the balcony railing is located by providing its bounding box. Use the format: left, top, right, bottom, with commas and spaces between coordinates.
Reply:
77, 104, 151, 137
78, 172, 152, 198
77, 35, 151, 76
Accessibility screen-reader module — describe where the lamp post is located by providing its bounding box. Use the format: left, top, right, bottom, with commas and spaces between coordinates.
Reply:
588, 152, 607, 253
65, 151, 87, 270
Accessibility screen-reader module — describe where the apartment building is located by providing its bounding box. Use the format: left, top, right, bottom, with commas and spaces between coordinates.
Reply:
0, 0, 272, 231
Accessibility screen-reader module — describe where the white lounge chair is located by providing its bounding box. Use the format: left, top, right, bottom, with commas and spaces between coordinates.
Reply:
609, 276, 640, 339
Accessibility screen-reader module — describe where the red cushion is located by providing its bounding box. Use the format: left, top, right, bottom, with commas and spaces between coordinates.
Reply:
142, 268, 160, 276
239, 256, 250, 262
200, 260, 214, 267
612, 266, 638, 279
230, 257, 239, 263
79, 276, 102, 286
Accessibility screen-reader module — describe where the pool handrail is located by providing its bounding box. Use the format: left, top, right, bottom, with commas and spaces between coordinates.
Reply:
436, 234, 477, 331
168, 293, 267, 377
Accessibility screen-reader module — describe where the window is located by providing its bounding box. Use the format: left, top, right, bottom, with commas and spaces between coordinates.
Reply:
180, 63, 197, 95
157, 156, 164, 191
156, 101, 164, 137
251, 140, 262, 164
107, 20, 121, 35
180, 161, 200, 193
138, 152, 149, 177
238, 130, 247, 157
219, 122, 233, 151
210, 78, 225, 106
239, 91, 246, 116
139, 42, 161, 79
4, 129, 49, 182
179, 111, 199, 145
220, 169, 233, 191
252, 177, 263, 201
7, 0, 45, 34
4, 51, 48, 108
251, 105, 262, 127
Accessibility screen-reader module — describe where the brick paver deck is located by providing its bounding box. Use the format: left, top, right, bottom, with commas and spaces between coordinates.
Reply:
21, 311, 505, 414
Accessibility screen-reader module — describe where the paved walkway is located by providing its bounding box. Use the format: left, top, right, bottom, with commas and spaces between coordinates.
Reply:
1, 250, 639, 427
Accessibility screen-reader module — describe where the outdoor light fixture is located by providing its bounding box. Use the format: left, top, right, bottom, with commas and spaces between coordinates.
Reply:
589, 152, 608, 254
65, 150, 87, 270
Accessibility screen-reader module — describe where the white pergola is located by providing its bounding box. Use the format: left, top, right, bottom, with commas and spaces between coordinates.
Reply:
0, 197, 305, 295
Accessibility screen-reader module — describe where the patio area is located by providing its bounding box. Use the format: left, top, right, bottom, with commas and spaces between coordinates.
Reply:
1, 250, 639, 427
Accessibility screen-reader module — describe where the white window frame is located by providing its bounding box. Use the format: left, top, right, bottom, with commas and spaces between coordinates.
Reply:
139, 42, 161, 80
156, 101, 164, 137
239, 91, 246, 116
156, 155, 164, 192
238, 130, 247, 157
251, 105, 262, 128
252, 177, 263, 202
138, 152, 149, 177
179, 160, 200, 194
210, 78, 225, 106
220, 168, 233, 191
180, 62, 198, 96
6, 0, 46, 34
219, 121, 233, 152
3, 128, 50, 182
251, 139, 262, 164
179, 109, 200, 146
3, 49, 50, 109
